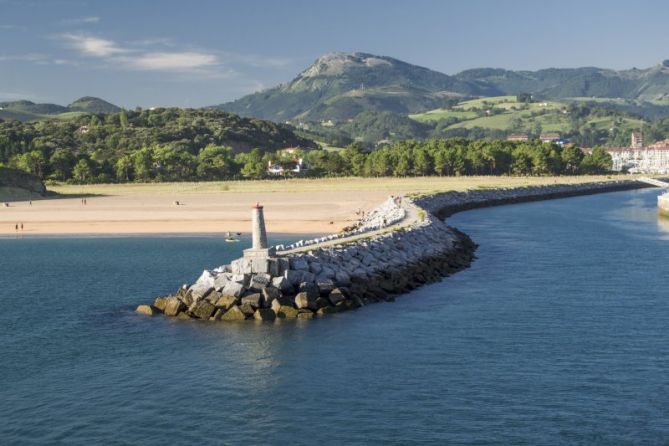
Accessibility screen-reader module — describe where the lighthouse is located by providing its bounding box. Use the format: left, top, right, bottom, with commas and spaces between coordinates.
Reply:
243, 202, 275, 270
250, 202, 268, 249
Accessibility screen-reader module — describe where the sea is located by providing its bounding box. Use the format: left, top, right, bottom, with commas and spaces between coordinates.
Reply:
1, 187, 668, 445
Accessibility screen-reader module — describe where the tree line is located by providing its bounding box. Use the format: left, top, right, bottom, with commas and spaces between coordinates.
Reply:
1, 136, 612, 184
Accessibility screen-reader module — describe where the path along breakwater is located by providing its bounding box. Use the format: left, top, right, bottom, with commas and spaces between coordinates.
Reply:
137, 180, 649, 322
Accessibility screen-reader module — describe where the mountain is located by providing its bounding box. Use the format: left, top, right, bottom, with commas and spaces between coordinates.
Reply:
218, 52, 497, 121
67, 96, 122, 114
217, 52, 669, 122
0, 96, 121, 121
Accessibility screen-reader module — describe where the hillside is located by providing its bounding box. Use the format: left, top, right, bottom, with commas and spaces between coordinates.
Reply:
217, 52, 669, 123
0, 96, 121, 122
0, 108, 315, 183
218, 52, 495, 121
410, 96, 644, 133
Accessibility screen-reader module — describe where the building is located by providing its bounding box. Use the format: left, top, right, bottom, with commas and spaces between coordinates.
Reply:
539, 132, 561, 143
267, 158, 308, 176
604, 139, 669, 174
506, 134, 529, 142
631, 131, 644, 149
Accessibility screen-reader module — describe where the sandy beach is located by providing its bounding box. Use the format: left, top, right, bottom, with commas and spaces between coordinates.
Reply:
0, 176, 627, 236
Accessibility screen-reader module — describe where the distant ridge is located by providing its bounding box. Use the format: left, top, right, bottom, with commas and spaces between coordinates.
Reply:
0, 96, 121, 121
216, 52, 669, 121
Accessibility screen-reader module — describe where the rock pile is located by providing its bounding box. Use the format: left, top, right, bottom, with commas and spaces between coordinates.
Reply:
138, 180, 646, 322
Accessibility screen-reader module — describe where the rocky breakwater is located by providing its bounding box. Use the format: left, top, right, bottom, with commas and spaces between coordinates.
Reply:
414, 179, 648, 218
136, 197, 476, 321
136, 179, 645, 323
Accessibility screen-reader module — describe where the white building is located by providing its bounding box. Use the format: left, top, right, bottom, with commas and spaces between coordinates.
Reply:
267, 158, 307, 176
605, 140, 669, 174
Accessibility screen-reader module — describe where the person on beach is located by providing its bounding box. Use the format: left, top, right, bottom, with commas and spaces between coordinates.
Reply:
15, 224, 18, 232
20, 223, 23, 231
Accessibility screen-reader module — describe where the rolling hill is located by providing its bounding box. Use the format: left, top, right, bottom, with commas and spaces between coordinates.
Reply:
0, 96, 121, 121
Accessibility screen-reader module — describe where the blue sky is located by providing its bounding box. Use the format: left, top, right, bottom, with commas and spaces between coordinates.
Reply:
1, 0, 669, 108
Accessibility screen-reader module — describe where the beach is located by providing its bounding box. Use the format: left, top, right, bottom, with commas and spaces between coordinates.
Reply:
0, 176, 628, 236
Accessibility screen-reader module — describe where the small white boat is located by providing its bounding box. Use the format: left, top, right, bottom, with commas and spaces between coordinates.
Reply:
224, 232, 241, 242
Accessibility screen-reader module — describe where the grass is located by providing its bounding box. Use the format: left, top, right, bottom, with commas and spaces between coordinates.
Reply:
409, 109, 478, 123
48, 175, 631, 197
411, 96, 568, 130
412, 95, 646, 134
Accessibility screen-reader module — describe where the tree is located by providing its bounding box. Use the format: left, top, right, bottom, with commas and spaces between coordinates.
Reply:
196, 144, 234, 179
72, 159, 93, 183
119, 110, 129, 130
412, 149, 433, 175
133, 147, 155, 181
236, 148, 267, 179
17, 150, 47, 179
516, 93, 533, 103
561, 145, 584, 174
580, 147, 612, 174
115, 155, 133, 181
49, 148, 75, 180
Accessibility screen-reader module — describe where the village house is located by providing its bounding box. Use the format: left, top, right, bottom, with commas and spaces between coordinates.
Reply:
267, 158, 308, 176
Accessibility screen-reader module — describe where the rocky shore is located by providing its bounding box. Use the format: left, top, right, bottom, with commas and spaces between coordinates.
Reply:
137, 179, 648, 322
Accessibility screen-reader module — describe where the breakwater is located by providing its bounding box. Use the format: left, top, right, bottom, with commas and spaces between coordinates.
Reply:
137, 179, 649, 322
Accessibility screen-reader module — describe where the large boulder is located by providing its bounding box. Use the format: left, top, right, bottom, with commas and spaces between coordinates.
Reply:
249, 274, 271, 291
189, 270, 216, 300
239, 303, 256, 316
276, 305, 299, 319
205, 290, 222, 304
297, 311, 314, 320
213, 273, 230, 291
221, 281, 246, 298
317, 306, 338, 316
241, 293, 264, 309
327, 288, 346, 306
164, 297, 186, 317
314, 297, 331, 309
153, 296, 168, 311
135, 304, 156, 316
335, 271, 351, 286
253, 308, 277, 321
315, 278, 335, 296
191, 300, 216, 320
262, 286, 281, 302
298, 282, 320, 300
215, 294, 238, 310
272, 276, 293, 294
290, 258, 310, 271
221, 305, 246, 321
294, 292, 317, 310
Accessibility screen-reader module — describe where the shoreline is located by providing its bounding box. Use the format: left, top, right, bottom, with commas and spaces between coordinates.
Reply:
140, 179, 656, 322
0, 176, 651, 237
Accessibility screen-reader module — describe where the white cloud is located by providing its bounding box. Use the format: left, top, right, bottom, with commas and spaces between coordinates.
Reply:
59, 33, 127, 57
123, 52, 218, 71
60, 16, 100, 25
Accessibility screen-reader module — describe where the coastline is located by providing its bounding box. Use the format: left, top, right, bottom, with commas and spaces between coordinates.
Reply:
0, 176, 649, 237
140, 179, 656, 322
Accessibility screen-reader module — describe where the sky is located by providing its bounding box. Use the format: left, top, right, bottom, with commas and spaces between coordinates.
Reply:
2, 0, 669, 108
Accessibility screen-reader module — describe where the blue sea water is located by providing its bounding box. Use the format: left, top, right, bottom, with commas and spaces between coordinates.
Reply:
1, 188, 669, 445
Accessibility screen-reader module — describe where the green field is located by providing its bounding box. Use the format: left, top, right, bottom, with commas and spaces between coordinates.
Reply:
410, 95, 644, 134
